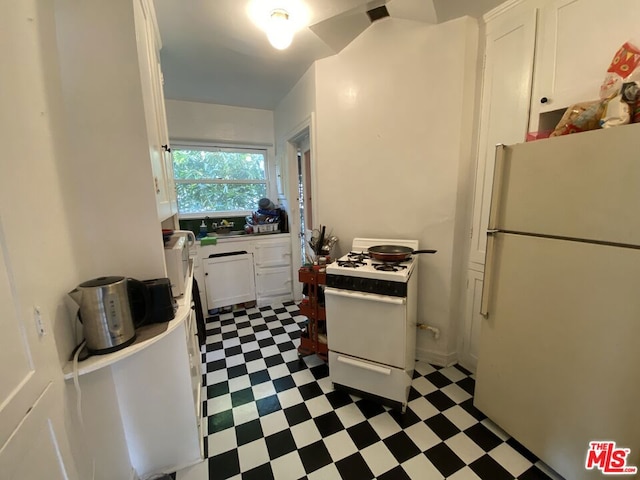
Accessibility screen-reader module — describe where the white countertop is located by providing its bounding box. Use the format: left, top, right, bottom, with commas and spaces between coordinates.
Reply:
63, 261, 195, 379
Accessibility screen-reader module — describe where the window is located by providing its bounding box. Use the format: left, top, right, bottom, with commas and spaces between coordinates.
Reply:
172, 145, 268, 217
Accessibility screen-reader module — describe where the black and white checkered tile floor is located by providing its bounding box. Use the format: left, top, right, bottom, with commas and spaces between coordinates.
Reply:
177, 302, 564, 480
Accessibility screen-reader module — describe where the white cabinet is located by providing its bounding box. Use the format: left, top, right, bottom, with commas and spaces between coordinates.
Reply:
63, 265, 203, 478
204, 252, 256, 310
53, 0, 171, 281
469, 0, 538, 267
530, 0, 640, 131
256, 266, 293, 301
462, 0, 539, 372
254, 238, 292, 268
133, 0, 178, 222
113, 321, 202, 477
463, 0, 640, 372
185, 311, 203, 447
254, 238, 294, 306
197, 235, 294, 313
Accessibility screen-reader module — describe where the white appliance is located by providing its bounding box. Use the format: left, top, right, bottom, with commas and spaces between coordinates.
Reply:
325, 238, 419, 412
476, 124, 640, 480
164, 233, 189, 297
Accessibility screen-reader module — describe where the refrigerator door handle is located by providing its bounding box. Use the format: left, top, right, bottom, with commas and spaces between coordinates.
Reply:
480, 230, 498, 318
487, 144, 506, 230
481, 143, 506, 318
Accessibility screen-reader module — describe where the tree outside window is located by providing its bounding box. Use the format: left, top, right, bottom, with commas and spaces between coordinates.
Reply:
173, 146, 267, 216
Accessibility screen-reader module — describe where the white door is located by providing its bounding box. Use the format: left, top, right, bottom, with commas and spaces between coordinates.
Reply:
469, 4, 537, 266
0, 220, 79, 479
0, 383, 78, 480
475, 232, 640, 479
1, 1, 80, 474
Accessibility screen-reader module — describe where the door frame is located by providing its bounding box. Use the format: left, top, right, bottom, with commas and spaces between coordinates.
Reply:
284, 114, 318, 301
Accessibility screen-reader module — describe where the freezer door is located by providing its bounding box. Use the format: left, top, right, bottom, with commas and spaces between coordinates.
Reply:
475, 232, 640, 479
490, 124, 640, 246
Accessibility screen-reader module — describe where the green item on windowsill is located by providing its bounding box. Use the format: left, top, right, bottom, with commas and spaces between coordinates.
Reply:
200, 236, 217, 246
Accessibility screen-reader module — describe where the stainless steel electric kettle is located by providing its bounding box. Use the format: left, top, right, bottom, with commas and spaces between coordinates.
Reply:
69, 276, 149, 354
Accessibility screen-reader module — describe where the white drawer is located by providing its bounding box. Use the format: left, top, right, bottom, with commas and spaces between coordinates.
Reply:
329, 351, 412, 407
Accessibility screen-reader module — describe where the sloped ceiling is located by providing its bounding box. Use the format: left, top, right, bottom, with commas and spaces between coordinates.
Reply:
154, 0, 503, 110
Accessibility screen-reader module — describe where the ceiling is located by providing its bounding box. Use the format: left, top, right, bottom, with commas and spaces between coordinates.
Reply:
154, 0, 504, 111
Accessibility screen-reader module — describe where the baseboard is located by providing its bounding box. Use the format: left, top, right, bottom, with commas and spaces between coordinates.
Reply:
416, 347, 458, 367
456, 355, 477, 374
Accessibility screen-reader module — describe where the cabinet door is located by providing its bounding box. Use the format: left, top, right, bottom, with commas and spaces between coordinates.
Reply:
470, 4, 538, 266
256, 266, 293, 298
204, 254, 256, 309
134, 0, 173, 222
185, 311, 204, 458
154, 59, 178, 217
459, 269, 484, 373
531, 0, 640, 125
254, 238, 292, 268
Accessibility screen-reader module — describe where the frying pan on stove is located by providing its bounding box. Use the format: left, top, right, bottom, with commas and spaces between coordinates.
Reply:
368, 245, 437, 262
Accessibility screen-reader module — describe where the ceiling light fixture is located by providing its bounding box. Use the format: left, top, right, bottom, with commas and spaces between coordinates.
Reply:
266, 9, 294, 50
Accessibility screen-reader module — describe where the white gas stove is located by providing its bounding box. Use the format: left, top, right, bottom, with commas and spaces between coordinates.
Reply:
325, 238, 421, 411
327, 239, 417, 276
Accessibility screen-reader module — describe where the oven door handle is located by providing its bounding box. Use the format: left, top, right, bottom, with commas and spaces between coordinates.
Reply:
324, 287, 406, 305
337, 355, 392, 375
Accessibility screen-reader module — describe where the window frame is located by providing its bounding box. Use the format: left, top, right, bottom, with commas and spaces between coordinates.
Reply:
171, 142, 271, 219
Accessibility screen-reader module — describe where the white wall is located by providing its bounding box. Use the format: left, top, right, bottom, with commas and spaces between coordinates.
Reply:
274, 64, 317, 143
54, 0, 166, 285
164, 100, 277, 205
314, 16, 479, 365
165, 100, 274, 145
433, 0, 505, 22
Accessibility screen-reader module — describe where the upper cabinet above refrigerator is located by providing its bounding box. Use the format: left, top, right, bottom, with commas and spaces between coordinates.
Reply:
471, 0, 640, 269
529, 0, 640, 132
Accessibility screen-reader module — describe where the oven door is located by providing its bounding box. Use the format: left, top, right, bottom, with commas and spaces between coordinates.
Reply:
325, 286, 407, 369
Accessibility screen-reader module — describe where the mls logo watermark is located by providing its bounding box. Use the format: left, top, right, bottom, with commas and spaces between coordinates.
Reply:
585, 441, 637, 475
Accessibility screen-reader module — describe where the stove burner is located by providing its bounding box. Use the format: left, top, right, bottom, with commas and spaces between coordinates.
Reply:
347, 251, 370, 262
372, 262, 407, 272
337, 260, 365, 268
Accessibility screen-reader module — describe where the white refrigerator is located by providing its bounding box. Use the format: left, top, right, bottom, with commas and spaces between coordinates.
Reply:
475, 123, 640, 480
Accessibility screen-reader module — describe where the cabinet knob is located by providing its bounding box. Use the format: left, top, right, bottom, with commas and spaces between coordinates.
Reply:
205, 272, 208, 276
540, 97, 549, 104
